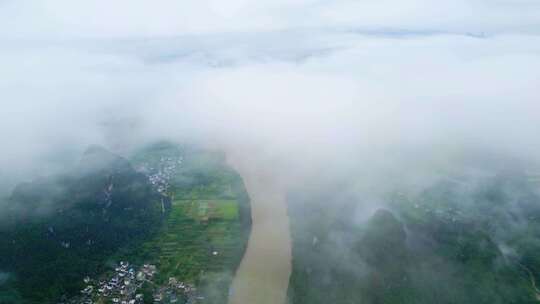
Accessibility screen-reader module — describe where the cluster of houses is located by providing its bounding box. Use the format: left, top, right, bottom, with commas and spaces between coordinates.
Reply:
140, 156, 183, 194
152, 277, 201, 304
59, 261, 203, 304
59, 261, 152, 304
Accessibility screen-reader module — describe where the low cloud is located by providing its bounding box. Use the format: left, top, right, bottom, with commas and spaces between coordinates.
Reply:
0, 272, 10, 285
0, 2, 539, 196
1, 1, 540, 38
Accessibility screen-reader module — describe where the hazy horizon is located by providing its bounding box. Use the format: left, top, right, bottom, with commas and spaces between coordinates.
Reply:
2, 1, 540, 192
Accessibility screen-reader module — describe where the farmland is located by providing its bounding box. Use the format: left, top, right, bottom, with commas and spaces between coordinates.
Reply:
114, 142, 252, 304
0, 142, 251, 304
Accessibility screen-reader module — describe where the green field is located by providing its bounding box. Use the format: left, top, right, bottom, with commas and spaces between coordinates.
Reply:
174, 199, 240, 221
0, 142, 251, 304
116, 198, 248, 303
146, 199, 243, 277
115, 142, 252, 304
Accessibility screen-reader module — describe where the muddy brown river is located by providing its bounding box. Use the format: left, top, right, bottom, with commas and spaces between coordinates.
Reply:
227, 153, 292, 304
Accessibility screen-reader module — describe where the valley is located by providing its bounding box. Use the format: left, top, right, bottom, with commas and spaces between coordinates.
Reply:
0, 142, 251, 304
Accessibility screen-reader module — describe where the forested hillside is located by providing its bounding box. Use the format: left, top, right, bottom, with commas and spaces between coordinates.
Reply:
0, 146, 163, 303
0, 142, 251, 304
288, 159, 540, 304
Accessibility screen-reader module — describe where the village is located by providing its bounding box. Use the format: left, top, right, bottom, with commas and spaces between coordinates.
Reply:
138, 155, 183, 195
57, 147, 238, 304
59, 261, 203, 304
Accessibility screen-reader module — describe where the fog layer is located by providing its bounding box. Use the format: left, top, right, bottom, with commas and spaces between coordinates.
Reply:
0, 1, 539, 196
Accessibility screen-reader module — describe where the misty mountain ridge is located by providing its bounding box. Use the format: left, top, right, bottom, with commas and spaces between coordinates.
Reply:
0, 142, 253, 304
0, 145, 163, 302
6, 145, 158, 220
288, 158, 540, 304
76, 144, 132, 175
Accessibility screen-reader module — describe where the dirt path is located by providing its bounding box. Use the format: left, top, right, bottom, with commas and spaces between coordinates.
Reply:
227, 153, 292, 304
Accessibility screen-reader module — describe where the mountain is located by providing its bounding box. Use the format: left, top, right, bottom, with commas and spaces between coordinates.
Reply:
288, 160, 540, 304
0, 142, 252, 304
0, 146, 163, 303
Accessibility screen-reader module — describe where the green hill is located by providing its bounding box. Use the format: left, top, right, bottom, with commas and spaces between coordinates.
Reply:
0, 146, 163, 303
0, 142, 251, 304
288, 161, 540, 304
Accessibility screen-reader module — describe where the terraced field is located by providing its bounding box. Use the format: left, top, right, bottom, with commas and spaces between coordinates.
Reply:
117, 142, 252, 303
152, 199, 244, 279
122, 197, 249, 303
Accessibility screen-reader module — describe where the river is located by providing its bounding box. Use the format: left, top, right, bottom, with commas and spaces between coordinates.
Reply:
227, 153, 292, 304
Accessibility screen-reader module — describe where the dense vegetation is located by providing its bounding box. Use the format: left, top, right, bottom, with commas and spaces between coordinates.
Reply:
0, 142, 251, 304
0, 146, 163, 303
117, 142, 251, 304
288, 159, 540, 304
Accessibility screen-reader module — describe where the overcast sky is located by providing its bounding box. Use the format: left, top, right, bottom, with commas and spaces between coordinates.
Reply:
0, 1, 539, 192
1, 0, 540, 38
